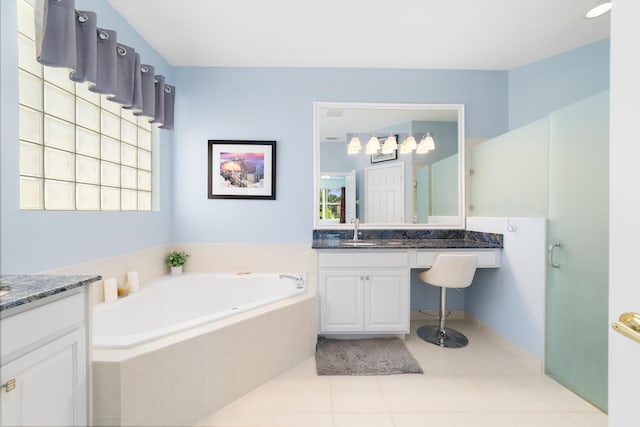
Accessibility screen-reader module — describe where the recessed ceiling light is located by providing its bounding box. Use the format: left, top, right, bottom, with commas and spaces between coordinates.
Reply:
585, 1, 612, 19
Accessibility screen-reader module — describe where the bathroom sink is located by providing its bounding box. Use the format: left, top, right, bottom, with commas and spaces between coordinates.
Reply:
340, 241, 377, 247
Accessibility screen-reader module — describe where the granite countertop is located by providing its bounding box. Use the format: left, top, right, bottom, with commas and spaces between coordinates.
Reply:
312, 238, 502, 250
0, 275, 101, 313
312, 229, 503, 250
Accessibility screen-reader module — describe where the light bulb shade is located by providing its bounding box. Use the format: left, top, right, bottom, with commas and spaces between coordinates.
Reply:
421, 132, 435, 150
347, 135, 361, 154
380, 134, 398, 154
365, 135, 380, 155
416, 141, 431, 154
399, 141, 412, 154
404, 135, 417, 151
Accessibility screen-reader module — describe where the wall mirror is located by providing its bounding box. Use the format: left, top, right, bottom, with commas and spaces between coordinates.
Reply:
313, 102, 465, 229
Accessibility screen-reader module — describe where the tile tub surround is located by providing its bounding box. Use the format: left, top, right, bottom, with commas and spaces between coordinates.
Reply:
92, 294, 317, 427
44, 245, 171, 306
0, 274, 101, 313
312, 229, 503, 249
43, 243, 317, 305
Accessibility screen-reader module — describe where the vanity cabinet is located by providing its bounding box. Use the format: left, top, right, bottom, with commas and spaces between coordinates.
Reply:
318, 252, 410, 335
316, 247, 501, 335
1, 289, 89, 427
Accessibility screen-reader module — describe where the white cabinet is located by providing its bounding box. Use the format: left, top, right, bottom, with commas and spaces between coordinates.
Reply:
319, 270, 364, 332
1, 290, 89, 427
317, 247, 502, 335
318, 251, 410, 335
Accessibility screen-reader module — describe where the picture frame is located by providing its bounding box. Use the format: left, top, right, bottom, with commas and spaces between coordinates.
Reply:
370, 135, 399, 163
208, 140, 276, 200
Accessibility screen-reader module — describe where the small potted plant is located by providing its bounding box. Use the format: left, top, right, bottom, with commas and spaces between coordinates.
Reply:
165, 251, 190, 275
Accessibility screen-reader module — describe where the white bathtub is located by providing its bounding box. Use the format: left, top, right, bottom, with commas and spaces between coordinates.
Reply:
93, 272, 307, 349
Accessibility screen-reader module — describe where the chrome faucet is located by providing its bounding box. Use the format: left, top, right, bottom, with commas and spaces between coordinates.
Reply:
279, 274, 305, 289
351, 218, 360, 241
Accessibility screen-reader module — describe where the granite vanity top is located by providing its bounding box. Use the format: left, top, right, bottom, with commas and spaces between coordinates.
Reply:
0, 275, 101, 313
312, 229, 503, 250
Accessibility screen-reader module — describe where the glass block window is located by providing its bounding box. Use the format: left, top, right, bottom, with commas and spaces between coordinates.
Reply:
17, 0, 156, 211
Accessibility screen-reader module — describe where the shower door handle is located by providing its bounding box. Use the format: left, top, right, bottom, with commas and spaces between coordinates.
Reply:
548, 243, 561, 268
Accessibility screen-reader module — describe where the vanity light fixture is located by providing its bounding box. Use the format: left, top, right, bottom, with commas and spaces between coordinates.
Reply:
365, 135, 381, 155
380, 134, 398, 154
405, 135, 417, 150
399, 139, 413, 154
416, 132, 435, 154
398, 134, 417, 155
347, 134, 362, 154
585, 1, 611, 18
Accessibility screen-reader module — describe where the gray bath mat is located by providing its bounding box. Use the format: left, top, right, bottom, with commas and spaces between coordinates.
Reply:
315, 337, 423, 376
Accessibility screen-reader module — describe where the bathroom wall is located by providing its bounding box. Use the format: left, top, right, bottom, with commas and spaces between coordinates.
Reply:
172, 67, 508, 245
0, 0, 174, 274
466, 217, 547, 360
508, 39, 610, 130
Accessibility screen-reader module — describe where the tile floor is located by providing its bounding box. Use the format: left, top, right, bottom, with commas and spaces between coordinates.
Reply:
194, 320, 607, 427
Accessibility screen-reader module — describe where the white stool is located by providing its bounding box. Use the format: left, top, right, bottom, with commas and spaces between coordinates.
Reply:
417, 254, 478, 348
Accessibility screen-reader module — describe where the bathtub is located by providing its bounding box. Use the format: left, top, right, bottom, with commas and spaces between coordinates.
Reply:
92, 271, 316, 426
93, 272, 307, 349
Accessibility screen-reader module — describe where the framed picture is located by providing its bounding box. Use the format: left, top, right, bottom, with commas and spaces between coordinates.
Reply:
370, 135, 398, 163
208, 140, 276, 200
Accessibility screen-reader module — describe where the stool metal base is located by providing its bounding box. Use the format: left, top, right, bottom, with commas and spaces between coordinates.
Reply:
417, 325, 469, 348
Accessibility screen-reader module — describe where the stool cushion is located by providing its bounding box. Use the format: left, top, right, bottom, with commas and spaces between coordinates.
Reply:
418, 254, 478, 288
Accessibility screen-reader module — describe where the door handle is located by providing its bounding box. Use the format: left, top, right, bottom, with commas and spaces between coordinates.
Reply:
612, 312, 640, 344
548, 243, 561, 268
2, 378, 16, 393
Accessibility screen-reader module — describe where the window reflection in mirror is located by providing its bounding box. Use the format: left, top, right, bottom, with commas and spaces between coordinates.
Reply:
314, 102, 465, 229
318, 172, 356, 225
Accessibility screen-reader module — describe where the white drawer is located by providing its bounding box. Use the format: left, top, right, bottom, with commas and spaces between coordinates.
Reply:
319, 251, 410, 268
1, 291, 85, 359
415, 249, 501, 268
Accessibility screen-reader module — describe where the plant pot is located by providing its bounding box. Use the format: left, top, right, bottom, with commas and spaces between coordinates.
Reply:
170, 266, 183, 275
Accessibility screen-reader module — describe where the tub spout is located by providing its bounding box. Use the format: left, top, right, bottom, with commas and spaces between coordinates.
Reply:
279, 274, 304, 289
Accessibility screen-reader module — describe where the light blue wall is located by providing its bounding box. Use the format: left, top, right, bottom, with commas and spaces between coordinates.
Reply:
0, 0, 174, 273
172, 67, 508, 243
508, 39, 610, 130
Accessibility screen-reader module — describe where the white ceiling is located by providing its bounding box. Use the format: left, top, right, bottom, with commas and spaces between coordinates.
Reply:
106, 0, 609, 70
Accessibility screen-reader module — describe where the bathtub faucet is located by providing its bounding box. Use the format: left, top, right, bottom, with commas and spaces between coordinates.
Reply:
279, 274, 304, 289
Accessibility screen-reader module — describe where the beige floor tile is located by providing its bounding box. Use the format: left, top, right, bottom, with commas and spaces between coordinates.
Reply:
392, 412, 456, 427
193, 320, 608, 427
274, 413, 333, 427
332, 412, 394, 427
330, 376, 388, 413
564, 411, 608, 427
195, 411, 277, 427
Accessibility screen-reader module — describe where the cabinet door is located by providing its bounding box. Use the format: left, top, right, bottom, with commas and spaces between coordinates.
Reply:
319, 270, 364, 332
1, 328, 86, 427
364, 269, 410, 332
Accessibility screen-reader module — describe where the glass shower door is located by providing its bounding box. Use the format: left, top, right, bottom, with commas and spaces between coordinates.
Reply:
545, 91, 609, 411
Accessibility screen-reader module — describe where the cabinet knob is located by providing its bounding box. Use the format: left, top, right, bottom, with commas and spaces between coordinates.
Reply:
3, 378, 16, 393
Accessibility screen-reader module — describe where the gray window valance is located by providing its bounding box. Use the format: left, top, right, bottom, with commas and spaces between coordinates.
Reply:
34, 0, 175, 130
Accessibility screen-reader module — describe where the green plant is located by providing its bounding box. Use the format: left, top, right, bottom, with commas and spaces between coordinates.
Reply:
165, 251, 190, 267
